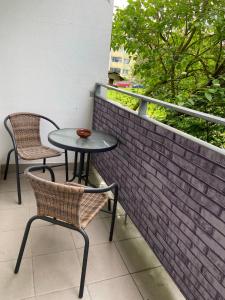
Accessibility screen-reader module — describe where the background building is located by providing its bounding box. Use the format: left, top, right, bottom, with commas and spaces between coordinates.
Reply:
109, 48, 133, 79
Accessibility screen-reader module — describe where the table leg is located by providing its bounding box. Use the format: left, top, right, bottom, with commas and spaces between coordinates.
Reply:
78, 152, 85, 183
85, 153, 91, 185
73, 151, 78, 179
68, 151, 78, 182
65, 150, 69, 181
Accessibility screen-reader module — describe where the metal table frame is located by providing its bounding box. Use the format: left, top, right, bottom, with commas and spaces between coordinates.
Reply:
48, 129, 118, 185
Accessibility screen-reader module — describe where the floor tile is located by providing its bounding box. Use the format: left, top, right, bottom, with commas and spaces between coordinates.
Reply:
21, 190, 36, 207
116, 202, 126, 216
88, 275, 142, 300
0, 207, 30, 231
116, 237, 161, 273
35, 287, 90, 300
30, 225, 75, 256
0, 191, 21, 209
93, 201, 125, 220
132, 266, 186, 300
0, 190, 35, 209
94, 209, 111, 220
77, 243, 128, 284
33, 250, 81, 295
0, 258, 34, 300
0, 178, 18, 193
103, 214, 141, 241
0, 177, 31, 193
0, 229, 31, 261
72, 218, 109, 248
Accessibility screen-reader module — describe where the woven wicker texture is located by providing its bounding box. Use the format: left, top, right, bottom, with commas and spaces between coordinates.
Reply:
17, 146, 60, 160
9, 113, 61, 160
26, 172, 108, 229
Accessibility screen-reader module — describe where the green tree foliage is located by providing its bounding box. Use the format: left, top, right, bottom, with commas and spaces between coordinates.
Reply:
111, 0, 225, 146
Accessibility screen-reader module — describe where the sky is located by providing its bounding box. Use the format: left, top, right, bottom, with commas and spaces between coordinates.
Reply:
114, 0, 128, 8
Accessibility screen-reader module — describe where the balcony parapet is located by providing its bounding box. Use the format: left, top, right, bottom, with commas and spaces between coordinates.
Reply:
92, 84, 225, 300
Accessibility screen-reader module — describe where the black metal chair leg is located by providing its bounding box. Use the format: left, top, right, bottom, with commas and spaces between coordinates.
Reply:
43, 158, 46, 173
78, 229, 89, 298
65, 150, 69, 181
14, 216, 39, 273
109, 185, 118, 241
3, 149, 14, 180
15, 152, 22, 205
68, 151, 78, 182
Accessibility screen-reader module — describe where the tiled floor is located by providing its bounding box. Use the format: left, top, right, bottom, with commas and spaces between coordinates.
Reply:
0, 167, 186, 300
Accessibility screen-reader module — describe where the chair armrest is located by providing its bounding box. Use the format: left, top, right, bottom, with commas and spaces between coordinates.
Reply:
66, 181, 118, 196
25, 165, 55, 182
41, 115, 60, 130
84, 183, 118, 194
65, 182, 85, 188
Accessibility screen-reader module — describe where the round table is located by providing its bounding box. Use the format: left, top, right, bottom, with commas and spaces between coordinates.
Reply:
48, 128, 118, 184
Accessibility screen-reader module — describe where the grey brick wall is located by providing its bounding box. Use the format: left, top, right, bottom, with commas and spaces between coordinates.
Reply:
92, 96, 225, 300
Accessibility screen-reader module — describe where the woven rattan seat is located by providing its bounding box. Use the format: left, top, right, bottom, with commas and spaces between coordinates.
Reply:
14, 166, 118, 298
17, 145, 61, 160
4, 112, 67, 204
9, 113, 61, 159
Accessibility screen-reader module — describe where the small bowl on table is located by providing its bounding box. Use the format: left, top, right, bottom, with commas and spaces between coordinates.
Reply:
76, 128, 92, 138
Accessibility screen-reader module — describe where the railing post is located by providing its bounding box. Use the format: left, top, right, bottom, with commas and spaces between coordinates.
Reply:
94, 83, 101, 97
138, 100, 148, 116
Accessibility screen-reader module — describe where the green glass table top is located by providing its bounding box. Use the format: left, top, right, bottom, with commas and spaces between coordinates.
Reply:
48, 128, 118, 153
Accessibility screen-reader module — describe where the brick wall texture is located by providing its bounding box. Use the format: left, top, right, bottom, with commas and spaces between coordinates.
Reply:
92, 96, 225, 300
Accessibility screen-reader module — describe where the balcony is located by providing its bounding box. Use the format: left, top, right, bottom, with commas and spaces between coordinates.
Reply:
1, 83, 225, 300
1, 2, 225, 300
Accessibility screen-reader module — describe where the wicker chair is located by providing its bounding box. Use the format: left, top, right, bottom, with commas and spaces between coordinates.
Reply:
4, 112, 68, 204
14, 165, 118, 299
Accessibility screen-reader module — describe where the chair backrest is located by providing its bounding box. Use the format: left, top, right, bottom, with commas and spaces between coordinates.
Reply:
26, 170, 85, 228
8, 113, 42, 149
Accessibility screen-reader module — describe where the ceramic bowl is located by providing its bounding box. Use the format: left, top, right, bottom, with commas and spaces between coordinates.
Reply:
76, 128, 92, 138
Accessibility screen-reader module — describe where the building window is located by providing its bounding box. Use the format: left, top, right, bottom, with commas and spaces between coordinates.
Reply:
122, 69, 129, 75
110, 68, 121, 73
124, 58, 130, 64
112, 56, 122, 63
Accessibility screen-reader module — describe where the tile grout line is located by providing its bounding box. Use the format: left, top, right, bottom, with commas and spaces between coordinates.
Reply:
114, 235, 145, 273
113, 228, 137, 273
131, 264, 162, 275
113, 234, 163, 300
87, 272, 132, 286
26, 285, 82, 299
130, 266, 164, 300
86, 272, 129, 286
31, 255, 37, 297
130, 274, 145, 300
86, 285, 93, 300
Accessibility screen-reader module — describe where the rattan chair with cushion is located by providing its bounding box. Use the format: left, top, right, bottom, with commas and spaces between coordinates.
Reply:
4, 112, 68, 204
14, 165, 118, 299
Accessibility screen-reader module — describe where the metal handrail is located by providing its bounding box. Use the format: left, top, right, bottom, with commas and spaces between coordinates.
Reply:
96, 83, 225, 127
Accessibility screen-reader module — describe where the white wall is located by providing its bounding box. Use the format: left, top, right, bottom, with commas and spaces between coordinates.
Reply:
0, 0, 113, 164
